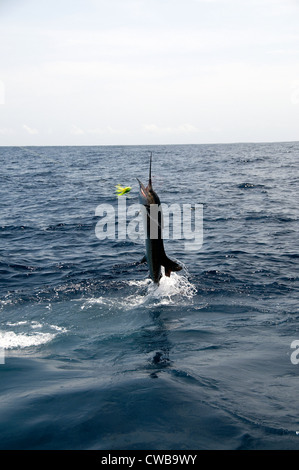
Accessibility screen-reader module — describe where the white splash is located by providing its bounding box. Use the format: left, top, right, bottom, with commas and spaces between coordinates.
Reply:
0, 321, 68, 350
79, 271, 196, 313
0, 330, 55, 349
146, 272, 197, 306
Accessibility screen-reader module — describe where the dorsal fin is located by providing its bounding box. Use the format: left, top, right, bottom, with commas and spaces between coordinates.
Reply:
148, 152, 152, 190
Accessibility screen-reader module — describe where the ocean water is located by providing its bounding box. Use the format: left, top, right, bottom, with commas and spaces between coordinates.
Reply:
0, 142, 298, 450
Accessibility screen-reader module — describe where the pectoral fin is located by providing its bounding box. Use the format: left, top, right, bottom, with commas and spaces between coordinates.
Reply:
161, 254, 182, 277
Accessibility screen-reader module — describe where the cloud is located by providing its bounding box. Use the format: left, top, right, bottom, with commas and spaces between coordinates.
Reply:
70, 125, 85, 135
143, 123, 199, 134
40, 26, 295, 60
23, 124, 38, 134
87, 126, 128, 135
70, 125, 128, 136
0, 127, 13, 135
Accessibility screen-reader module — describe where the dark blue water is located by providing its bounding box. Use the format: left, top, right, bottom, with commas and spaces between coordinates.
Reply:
0, 143, 298, 450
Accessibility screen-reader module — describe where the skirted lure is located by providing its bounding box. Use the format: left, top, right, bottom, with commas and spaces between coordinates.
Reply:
115, 184, 132, 197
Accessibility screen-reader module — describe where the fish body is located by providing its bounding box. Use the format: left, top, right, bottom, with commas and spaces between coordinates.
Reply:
137, 154, 182, 284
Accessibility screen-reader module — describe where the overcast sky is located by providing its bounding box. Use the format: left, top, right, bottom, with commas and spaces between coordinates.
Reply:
0, 0, 299, 145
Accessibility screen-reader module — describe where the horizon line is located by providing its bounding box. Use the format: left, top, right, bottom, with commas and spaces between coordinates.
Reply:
0, 139, 298, 148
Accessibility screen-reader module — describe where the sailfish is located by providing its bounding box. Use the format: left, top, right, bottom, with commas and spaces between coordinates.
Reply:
137, 153, 182, 284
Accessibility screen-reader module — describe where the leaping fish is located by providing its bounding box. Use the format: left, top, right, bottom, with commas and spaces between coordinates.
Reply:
137, 153, 182, 284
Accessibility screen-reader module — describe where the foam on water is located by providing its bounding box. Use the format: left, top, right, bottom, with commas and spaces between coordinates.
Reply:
146, 271, 197, 305
80, 272, 196, 312
0, 321, 68, 349
0, 330, 55, 349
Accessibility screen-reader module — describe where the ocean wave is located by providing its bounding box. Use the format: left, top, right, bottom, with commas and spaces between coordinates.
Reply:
238, 182, 267, 189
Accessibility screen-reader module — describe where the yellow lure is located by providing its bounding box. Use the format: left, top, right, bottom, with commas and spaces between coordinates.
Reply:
115, 184, 132, 197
